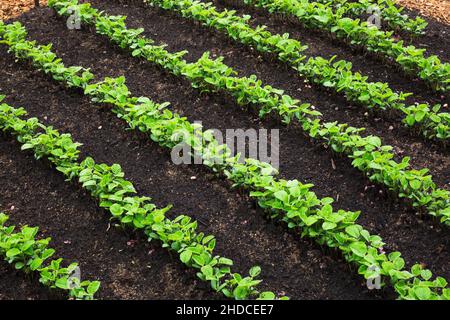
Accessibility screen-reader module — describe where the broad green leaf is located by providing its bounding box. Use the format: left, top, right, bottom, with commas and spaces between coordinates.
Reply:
180, 250, 192, 264
249, 266, 261, 277
349, 242, 367, 257
6, 248, 20, 258
274, 190, 289, 203
414, 286, 431, 300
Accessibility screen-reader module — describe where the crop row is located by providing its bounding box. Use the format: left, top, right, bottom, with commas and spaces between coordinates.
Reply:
0, 97, 276, 300
1, 21, 449, 300
314, 0, 427, 34
237, 0, 450, 92
45, 1, 450, 225
137, 0, 450, 141
0, 209, 100, 300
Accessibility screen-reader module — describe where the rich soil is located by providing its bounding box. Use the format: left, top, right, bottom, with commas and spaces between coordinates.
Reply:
0, 0, 448, 300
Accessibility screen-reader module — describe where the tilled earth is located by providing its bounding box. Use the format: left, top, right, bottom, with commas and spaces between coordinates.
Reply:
0, 0, 448, 299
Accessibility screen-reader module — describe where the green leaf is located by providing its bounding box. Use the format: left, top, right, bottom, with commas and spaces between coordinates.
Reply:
15, 262, 25, 270
258, 291, 276, 300
420, 269, 432, 281
55, 278, 69, 290
249, 266, 261, 277
409, 180, 422, 190
443, 289, 450, 299
303, 216, 318, 226
218, 257, 233, 266
274, 190, 289, 203
367, 136, 381, 147
414, 286, 431, 300
21, 143, 34, 150
6, 248, 20, 258
233, 286, 249, 300
414, 111, 426, 122
192, 254, 206, 266
180, 250, 192, 264
30, 258, 43, 271
201, 265, 214, 278
349, 242, 367, 257
313, 14, 329, 24
358, 93, 370, 102
345, 225, 361, 238
87, 281, 101, 294
322, 222, 337, 230
110, 203, 124, 217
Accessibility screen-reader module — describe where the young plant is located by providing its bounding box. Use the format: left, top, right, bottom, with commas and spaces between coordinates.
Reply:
315, 0, 427, 34
140, 0, 448, 140
1, 21, 449, 300
25, 5, 450, 222
241, 0, 449, 91
0, 212, 100, 300
0, 96, 279, 301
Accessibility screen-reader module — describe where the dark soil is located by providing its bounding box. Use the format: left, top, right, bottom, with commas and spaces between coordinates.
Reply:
0, 0, 448, 300
398, 7, 450, 59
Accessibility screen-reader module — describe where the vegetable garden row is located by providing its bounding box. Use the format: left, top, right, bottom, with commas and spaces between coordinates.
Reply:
0, 0, 448, 300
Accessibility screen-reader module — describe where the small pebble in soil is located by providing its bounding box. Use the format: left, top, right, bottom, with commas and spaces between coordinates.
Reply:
98, 126, 102, 130
190, 176, 197, 180
63, 240, 71, 244
127, 240, 138, 247
10, 206, 15, 210
389, 126, 394, 130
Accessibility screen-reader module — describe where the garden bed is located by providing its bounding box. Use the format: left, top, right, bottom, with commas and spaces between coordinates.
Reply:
0, 0, 448, 300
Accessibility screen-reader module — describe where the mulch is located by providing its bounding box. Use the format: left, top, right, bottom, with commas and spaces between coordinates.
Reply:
0, 0, 47, 21
397, 0, 450, 25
